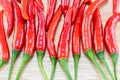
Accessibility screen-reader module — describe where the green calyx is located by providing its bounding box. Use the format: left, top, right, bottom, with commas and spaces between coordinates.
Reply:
16, 53, 31, 80
111, 53, 118, 80
59, 58, 73, 80
85, 49, 107, 80
73, 54, 80, 80
0, 59, 6, 68
96, 51, 114, 80
36, 51, 49, 80
8, 49, 20, 80
50, 56, 57, 80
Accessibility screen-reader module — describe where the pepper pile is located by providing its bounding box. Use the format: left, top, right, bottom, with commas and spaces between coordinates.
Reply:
0, 0, 120, 80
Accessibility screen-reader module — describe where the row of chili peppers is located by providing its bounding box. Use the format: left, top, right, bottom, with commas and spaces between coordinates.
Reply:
0, 0, 120, 80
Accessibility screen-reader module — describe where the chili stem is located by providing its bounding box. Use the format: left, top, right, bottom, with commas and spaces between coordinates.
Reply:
50, 57, 57, 80
111, 53, 118, 80
16, 53, 31, 80
0, 59, 5, 68
36, 51, 49, 80
59, 58, 73, 80
8, 50, 20, 80
85, 49, 107, 80
73, 54, 80, 80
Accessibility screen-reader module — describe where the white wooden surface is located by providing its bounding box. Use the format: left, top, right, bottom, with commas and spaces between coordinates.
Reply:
0, 0, 120, 80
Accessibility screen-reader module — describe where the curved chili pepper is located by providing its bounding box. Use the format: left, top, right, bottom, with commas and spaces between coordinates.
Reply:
47, 5, 62, 80
8, 0, 24, 79
0, 10, 9, 68
104, 13, 120, 80
35, 1, 49, 80
72, 0, 89, 80
20, 0, 29, 20
82, 0, 107, 79
16, 0, 35, 79
57, 7, 73, 80
113, 0, 120, 14
93, 8, 114, 80
61, 0, 70, 16
72, 0, 81, 22
1, 0, 14, 37
36, 0, 44, 10
45, 0, 56, 31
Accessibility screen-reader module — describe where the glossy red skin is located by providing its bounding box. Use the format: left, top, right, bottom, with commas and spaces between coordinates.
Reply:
113, 0, 119, 14
57, 8, 72, 60
1, 0, 14, 37
82, 0, 107, 52
36, 0, 44, 10
93, 9, 104, 53
24, 0, 36, 56
0, 11, 9, 61
46, 0, 56, 31
47, 6, 62, 57
35, 2, 46, 52
104, 13, 120, 54
17, 0, 21, 3
72, 0, 88, 55
21, 0, 29, 20
12, 0, 24, 51
72, 0, 81, 22
61, 0, 70, 16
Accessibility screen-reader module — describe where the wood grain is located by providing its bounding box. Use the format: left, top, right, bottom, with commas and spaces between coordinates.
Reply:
0, 0, 120, 80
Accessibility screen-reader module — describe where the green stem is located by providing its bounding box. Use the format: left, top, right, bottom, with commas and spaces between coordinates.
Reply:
85, 49, 107, 80
36, 51, 49, 80
8, 50, 20, 80
0, 59, 5, 68
16, 53, 31, 80
50, 57, 57, 80
96, 51, 115, 80
73, 54, 80, 80
59, 58, 73, 80
111, 53, 118, 80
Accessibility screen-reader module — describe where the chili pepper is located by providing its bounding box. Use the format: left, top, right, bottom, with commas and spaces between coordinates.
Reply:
45, 0, 56, 31
47, 5, 62, 80
0, 10, 9, 68
57, 7, 73, 80
82, 0, 107, 79
104, 13, 120, 80
34, 1, 49, 80
72, 0, 89, 80
1, 0, 14, 37
72, 0, 81, 22
20, 0, 29, 20
16, 0, 36, 79
61, 0, 70, 16
17, 0, 21, 3
113, 0, 120, 14
36, 0, 44, 10
8, 0, 24, 79
93, 8, 114, 80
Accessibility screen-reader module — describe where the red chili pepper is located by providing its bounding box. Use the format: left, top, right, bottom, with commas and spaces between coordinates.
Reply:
36, 0, 44, 10
113, 0, 120, 14
8, 0, 24, 79
16, 0, 35, 79
72, 0, 89, 80
57, 7, 73, 80
1, 0, 14, 37
72, 0, 81, 22
82, 0, 107, 79
45, 0, 56, 31
104, 13, 120, 80
17, 0, 21, 3
20, 0, 29, 20
47, 5, 62, 80
0, 10, 9, 68
35, 1, 49, 80
61, 0, 70, 16
93, 8, 114, 80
